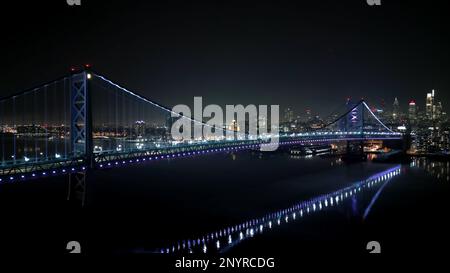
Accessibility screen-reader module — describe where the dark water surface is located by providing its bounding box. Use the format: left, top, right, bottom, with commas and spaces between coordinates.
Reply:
0, 151, 448, 257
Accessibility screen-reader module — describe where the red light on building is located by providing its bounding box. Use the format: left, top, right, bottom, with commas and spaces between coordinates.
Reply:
409, 100, 416, 105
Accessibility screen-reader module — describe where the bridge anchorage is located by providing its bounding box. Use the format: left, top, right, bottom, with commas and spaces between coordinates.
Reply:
0, 67, 403, 206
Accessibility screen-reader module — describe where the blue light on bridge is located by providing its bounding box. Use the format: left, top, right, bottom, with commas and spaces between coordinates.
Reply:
155, 165, 401, 254
1, 134, 402, 183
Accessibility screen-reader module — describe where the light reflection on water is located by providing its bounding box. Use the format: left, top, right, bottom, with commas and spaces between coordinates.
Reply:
152, 165, 401, 255
411, 157, 450, 182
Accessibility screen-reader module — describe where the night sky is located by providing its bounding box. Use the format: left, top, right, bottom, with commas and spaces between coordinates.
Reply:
1, 0, 449, 116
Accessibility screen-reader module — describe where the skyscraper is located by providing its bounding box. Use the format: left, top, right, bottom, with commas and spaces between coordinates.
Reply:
435, 101, 443, 121
408, 100, 417, 124
392, 97, 400, 121
426, 89, 435, 120
284, 107, 294, 123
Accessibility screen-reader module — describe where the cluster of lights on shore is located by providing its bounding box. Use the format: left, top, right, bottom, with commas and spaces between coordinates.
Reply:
156, 165, 401, 254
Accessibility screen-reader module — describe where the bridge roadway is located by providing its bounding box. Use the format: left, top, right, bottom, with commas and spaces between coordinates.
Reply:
0, 131, 402, 183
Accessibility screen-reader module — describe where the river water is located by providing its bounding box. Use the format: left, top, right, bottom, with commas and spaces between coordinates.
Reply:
0, 151, 448, 257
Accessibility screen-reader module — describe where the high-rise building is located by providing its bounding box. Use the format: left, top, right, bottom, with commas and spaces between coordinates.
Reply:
435, 101, 443, 121
392, 97, 400, 121
134, 120, 145, 137
284, 107, 294, 123
305, 109, 312, 122
426, 89, 435, 120
408, 100, 417, 124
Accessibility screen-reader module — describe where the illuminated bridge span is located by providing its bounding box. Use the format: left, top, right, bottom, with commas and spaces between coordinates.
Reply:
0, 68, 402, 184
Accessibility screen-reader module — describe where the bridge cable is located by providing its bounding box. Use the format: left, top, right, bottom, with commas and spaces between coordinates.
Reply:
315, 100, 364, 130
362, 101, 394, 133
92, 73, 241, 137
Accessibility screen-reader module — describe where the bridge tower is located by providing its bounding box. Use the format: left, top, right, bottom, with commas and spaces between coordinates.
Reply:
67, 68, 93, 206
343, 100, 365, 159
70, 69, 94, 166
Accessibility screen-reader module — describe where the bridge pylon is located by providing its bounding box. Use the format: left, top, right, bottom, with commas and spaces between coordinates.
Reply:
70, 68, 94, 168
68, 67, 93, 206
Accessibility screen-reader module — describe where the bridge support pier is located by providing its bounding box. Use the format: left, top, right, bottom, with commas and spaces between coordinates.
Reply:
67, 69, 93, 207
343, 139, 366, 161
67, 171, 87, 207
346, 140, 364, 154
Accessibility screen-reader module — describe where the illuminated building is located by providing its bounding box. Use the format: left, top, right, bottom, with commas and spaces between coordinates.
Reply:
228, 120, 240, 132
284, 107, 294, 123
392, 97, 400, 121
426, 89, 435, 120
408, 100, 417, 124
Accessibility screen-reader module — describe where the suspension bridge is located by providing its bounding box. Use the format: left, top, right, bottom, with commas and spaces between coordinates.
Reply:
0, 67, 402, 189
